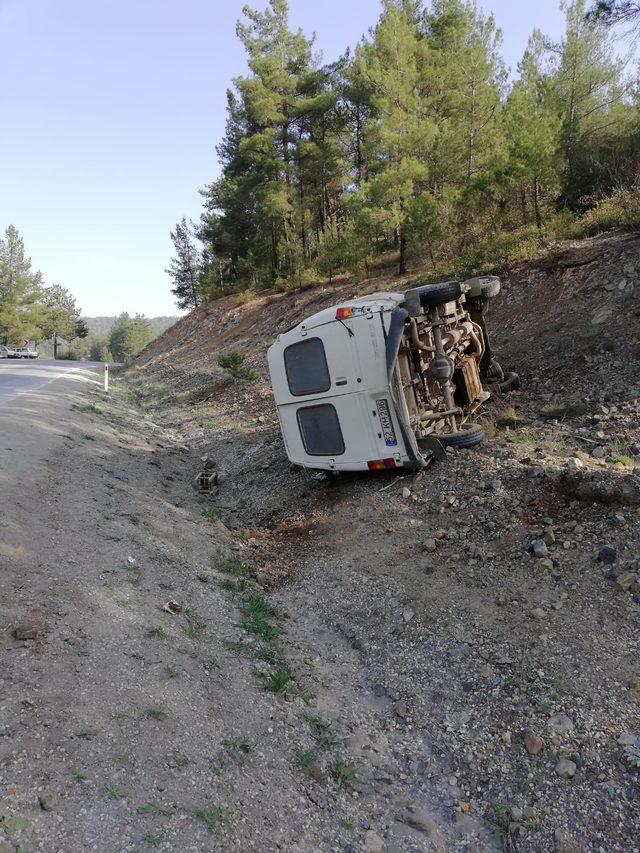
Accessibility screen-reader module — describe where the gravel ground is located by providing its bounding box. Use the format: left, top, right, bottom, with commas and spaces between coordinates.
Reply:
3, 232, 637, 852
131, 231, 639, 851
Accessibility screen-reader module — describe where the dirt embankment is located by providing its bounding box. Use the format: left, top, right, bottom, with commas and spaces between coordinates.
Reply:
129, 231, 640, 851
3, 233, 638, 853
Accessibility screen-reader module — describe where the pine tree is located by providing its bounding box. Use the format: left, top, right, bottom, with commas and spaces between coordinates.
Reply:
166, 218, 202, 310
189, 0, 640, 299
502, 33, 562, 228
425, 0, 506, 186
0, 225, 44, 343
588, 1, 640, 26
549, 0, 630, 207
40, 284, 86, 342
234, 0, 316, 282
108, 314, 155, 364
355, 1, 436, 274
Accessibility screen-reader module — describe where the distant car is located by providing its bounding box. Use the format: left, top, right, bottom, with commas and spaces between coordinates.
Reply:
13, 347, 38, 359
1, 345, 20, 358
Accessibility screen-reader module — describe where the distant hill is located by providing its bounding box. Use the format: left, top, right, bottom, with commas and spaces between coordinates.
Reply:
85, 316, 179, 336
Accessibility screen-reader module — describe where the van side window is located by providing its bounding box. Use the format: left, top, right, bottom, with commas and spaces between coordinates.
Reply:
284, 338, 331, 396
297, 405, 345, 456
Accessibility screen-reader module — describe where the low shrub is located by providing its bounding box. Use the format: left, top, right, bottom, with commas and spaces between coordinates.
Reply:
217, 351, 257, 381
576, 184, 640, 236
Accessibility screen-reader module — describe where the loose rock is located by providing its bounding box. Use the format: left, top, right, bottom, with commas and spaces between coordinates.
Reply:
523, 731, 544, 755
597, 546, 617, 565
555, 758, 577, 779
39, 789, 57, 811
12, 624, 39, 641
531, 538, 548, 558
364, 830, 384, 853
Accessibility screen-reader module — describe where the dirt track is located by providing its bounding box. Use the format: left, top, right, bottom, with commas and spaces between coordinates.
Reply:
2, 371, 475, 852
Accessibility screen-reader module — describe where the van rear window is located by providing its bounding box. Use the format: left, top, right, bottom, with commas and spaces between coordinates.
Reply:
284, 338, 330, 396
297, 404, 345, 456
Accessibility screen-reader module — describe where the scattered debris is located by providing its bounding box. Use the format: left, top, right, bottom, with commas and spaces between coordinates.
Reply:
12, 624, 39, 641
195, 469, 218, 491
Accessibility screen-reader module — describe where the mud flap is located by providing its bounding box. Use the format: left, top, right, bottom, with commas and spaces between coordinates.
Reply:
418, 436, 448, 463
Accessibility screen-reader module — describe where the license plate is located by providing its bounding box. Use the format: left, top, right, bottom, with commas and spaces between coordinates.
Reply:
376, 399, 397, 446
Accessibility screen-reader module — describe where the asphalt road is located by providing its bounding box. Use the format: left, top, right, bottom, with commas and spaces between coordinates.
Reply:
0, 359, 105, 406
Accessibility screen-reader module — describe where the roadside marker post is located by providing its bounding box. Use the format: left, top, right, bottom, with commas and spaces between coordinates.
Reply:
104, 363, 109, 392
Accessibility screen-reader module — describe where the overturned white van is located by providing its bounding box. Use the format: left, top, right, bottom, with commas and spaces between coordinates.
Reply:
267, 277, 518, 473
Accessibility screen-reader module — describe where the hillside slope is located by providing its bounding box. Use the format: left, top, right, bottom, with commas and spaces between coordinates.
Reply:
138, 231, 639, 404
86, 316, 179, 335
129, 232, 640, 851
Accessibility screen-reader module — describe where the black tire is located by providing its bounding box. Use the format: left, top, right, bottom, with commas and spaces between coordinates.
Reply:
484, 357, 505, 383
486, 370, 521, 393
498, 371, 521, 392
416, 280, 462, 307
436, 423, 485, 448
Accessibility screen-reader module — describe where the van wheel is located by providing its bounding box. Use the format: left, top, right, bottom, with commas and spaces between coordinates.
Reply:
465, 276, 501, 298
436, 423, 485, 448
498, 371, 521, 392
486, 370, 520, 393
416, 281, 462, 307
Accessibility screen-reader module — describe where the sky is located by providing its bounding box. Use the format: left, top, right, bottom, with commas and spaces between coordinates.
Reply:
0, 0, 566, 317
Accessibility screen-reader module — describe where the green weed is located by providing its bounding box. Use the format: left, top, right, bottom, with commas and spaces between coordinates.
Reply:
516, 773, 539, 793
137, 802, 173, 816
77, 403, 103, 415
242, 595, 277, 620
241, 613, 279, 641
548, 747, 570, 762
252, 644, 286, 665
303, 713, 336, 748
258, 665, 293, 694
193, 806, 229, 834
181, 617, 205, 639
213, 555, 250, 577
106, 786, 127, 800
145, 706, 168, 722
487, 801, 511, 839
327, 755, 357, 787
611, 454, 635, 468
219, 577, 244, 593
295, 749, 318, 769
223, 639, 251, 656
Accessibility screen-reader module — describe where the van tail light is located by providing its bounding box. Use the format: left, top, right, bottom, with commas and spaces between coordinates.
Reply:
335, 307, 352, 319
367, 458, 397, 470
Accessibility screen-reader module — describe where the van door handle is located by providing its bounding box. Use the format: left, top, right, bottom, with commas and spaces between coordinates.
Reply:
335, 377, 348, 386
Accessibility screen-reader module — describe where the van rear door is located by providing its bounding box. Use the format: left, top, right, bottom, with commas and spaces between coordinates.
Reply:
269, 315, 403, 467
